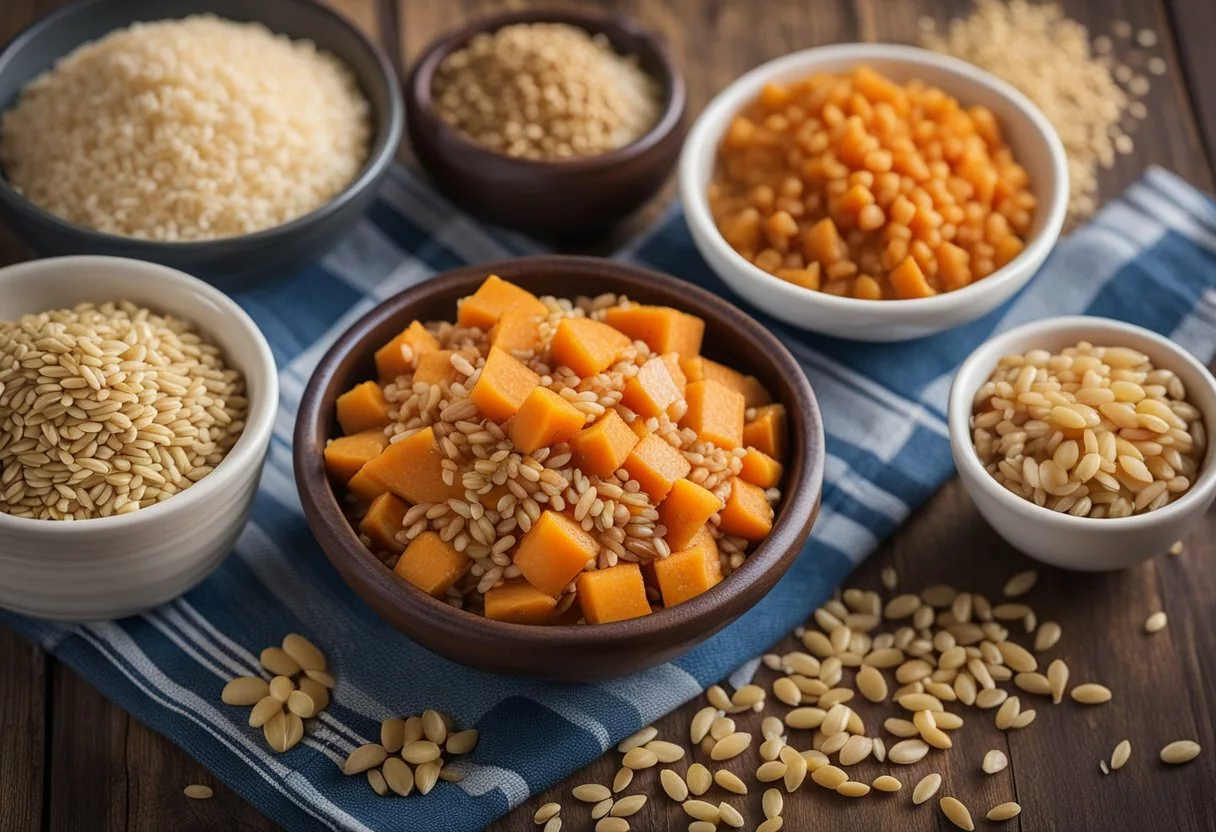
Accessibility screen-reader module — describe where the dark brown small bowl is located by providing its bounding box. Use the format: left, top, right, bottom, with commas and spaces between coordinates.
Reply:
404, 10, 686, 238
294, 256, 824, 681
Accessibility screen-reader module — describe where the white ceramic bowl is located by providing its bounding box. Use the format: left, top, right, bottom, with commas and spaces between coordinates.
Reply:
948, 316, 1216, 571
679, 43, 1069, 342
0, 257, 278, 619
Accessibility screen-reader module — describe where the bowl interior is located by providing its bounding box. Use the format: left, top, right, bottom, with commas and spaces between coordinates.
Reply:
296, 256, 824, 655
0, 0, 400, 247
410, 8, 684, 172
682, 44, 1068, 310
0, 256, 278, 532
949, 316, 1216, 528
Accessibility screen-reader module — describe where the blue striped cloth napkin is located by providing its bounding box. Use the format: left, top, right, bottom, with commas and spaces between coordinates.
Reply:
4, 165, 1215, 832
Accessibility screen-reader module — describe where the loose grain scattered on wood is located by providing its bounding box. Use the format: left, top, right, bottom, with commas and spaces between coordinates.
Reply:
941, 796, 976, 831
987, 801, 1022, 821
1160, 740, 1201, 764
660, 768, 688, 802
1071, 683, 1113, 704
183, 784, 213, 800
1145, 611, 1167, 633
1111, 740, 1131, 770
913, 772, 942, 805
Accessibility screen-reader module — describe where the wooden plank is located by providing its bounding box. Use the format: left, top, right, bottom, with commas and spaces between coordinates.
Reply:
1164, 0, 1216, 173
45, 662, 128, 832
0, 625, 46, 832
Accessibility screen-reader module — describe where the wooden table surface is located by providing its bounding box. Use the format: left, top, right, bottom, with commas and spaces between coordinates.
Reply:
1, 1, 1214, 831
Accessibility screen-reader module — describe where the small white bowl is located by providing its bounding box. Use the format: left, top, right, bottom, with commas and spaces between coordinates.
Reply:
948, 316, 1216, 571
679, 43, 1069, 342
0, 257, 278, 619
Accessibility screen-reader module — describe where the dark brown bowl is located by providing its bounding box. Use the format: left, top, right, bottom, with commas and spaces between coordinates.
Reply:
293, 256, 824, 681
404, 10, 686, 238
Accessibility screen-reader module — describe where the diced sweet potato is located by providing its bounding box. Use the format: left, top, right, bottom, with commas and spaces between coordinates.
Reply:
621, 434, 692, 502
653, 526, 723, 608
802, 217, 843, 265
621, 357, 682, 419
347, 465, 388, 503
413, 349, 462, 386
375, 321, 439, 383
659, 478, 725, 550
510, 387, 585, 454
359, 492, 408, 554
659, 352, 688, 395
739, 447, 784, 489
718, 477, 774, 541
489, 308, 542, 354
577, 563, 652, 624
470, 346, 540, 422
743, 404, 789, 461
515, 510, 599, 597
628, 418, 649, 440
680, 357, 772, 408
680, 379, 745, 449
323, 429, 389, 483
359, 426, 462, 504
570, 409, 640, 479
393, 531, 470, 597
336, 381, 391, 435
603, 305, 705, 357
457, 274, 548, 331
551, 317, 632, 377
890, 256, 937, 299
484, 578, 558, 624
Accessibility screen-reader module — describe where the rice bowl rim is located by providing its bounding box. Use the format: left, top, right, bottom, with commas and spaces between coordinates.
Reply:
0, 0, 404, 249
0, 255, 279, 534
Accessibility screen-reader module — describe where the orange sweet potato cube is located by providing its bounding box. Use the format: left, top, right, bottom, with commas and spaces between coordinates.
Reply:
658, 478, 725, 550
347, 465, 388, 503
743, 404, 789, 461
470, 346, 540, 422
393, 531, 470, 597
577, 563, 652, 624
629, 418, 649, 440
457, 274, 549, 331
484, 578, 558, 624
570, 410, 640, 479
359, 492, 408, 554
511, 387, 585, 455
412, 350, 458, 386
718, 477, 774, 541
739, 447, 784, 489
515, 510, 599, 597
680, 357, 772, 408
489, 307, 542, 354
621, 357, 682, 419
890, 256, 937, 299
602, 305, 705, 357
323, 429, 389, 483
336, 381, 391, 434
621, 434, 692, 503
653, 526, 723, 608
659, 352, 688, 395
551, 317, 633, 377
359, 426, 462, 504
680, 379, 745, 449
375, 321, 439, 383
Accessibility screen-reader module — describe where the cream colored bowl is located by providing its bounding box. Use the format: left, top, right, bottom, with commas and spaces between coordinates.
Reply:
949, 316, 1216, 571
679, 43, 1069, 342
0, 257, 278, 619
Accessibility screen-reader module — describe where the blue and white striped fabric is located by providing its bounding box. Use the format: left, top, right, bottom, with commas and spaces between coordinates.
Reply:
5, 165, 1216, 831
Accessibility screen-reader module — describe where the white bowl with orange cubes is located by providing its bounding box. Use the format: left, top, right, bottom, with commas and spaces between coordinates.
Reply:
294, 256, 824, 680
679, 43, 1069, 341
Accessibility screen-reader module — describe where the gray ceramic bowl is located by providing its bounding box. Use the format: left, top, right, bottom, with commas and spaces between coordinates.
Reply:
0, 0, 403, 281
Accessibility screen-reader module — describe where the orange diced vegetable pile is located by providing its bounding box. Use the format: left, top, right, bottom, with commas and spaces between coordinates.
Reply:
709, 65, 1035, 300
325, 274, 791, 624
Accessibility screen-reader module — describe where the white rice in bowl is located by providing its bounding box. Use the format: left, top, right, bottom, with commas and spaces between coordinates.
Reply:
0, 15, 371, 241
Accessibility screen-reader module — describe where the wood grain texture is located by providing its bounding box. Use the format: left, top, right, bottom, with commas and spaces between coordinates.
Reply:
1164, 0, 1216, 172
0, 625, 45, 832
0, 1, 1213, 831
